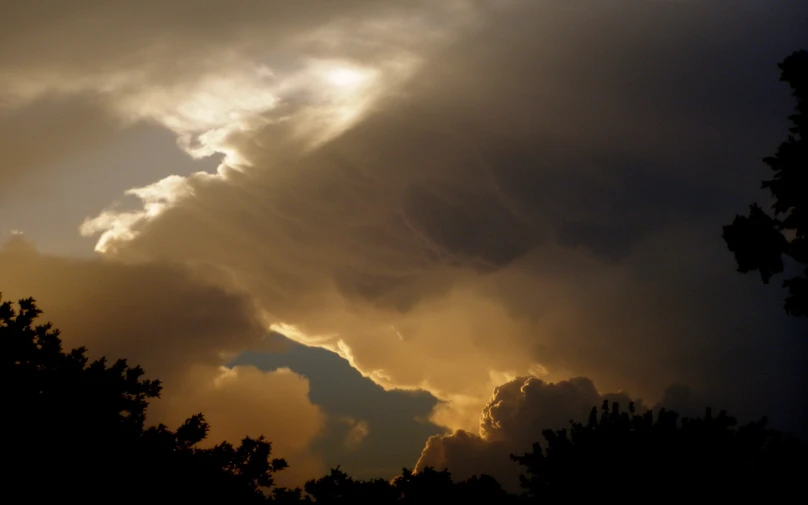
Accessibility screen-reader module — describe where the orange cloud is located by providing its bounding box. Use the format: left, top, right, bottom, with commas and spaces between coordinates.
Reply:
0, 238, 325, 486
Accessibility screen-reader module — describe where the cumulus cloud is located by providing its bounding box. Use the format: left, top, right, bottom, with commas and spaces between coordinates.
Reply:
414, 376, 732, 491
2, 0, 807, 461
155, 364, 326, 486
416, 376, 640, 491
0, 238, 325, 485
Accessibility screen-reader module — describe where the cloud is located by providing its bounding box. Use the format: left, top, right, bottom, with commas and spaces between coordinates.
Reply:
653, 383, 714, 420
0, 96, 122, 198
0, 238, 325, 485
75, 0, 808, 437
231, 344, 445, 480
154, 364, 326, 486
415, 376, 640, 491
0, 0, 477, 164
414, 376, 741, 491
0, 0, 480, 213
4, 0, 808, 459
343, 418, 371, 451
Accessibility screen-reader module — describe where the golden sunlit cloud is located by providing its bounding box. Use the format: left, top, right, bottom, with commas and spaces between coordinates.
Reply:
325, 68, 368, 88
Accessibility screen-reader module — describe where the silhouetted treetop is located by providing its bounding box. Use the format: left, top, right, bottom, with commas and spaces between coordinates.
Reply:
302, 466, 518, 505
1, 294, 286, 503
511, 400, 806, 502
724, 49, 808, 316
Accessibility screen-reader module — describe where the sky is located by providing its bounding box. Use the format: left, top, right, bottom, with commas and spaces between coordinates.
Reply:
1, 0, 807, 489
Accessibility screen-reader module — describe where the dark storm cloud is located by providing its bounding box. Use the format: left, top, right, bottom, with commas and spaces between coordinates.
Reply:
78, 1, 808, 437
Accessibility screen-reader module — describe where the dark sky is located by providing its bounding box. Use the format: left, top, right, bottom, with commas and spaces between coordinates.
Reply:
1, 0, 806, 487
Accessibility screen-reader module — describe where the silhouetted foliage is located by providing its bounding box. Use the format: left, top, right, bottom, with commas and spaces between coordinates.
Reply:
302, 466, 519, 505
1, 295, 287, 503
511, 400, 807, 502
724, 50, 808, 316
5, 294, 805, 503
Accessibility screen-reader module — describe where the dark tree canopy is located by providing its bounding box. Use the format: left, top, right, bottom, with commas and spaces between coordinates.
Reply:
0, 295, 287, 503
511, 400, 807, 502
723, 50, 808, 316
301, 466, 517, 505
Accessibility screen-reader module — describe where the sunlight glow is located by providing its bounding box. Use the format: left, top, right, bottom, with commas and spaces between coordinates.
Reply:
325, 68, 367, 88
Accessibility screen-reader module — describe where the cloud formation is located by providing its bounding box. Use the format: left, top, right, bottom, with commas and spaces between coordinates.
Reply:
71, 0, 807, 432
2, 0, 807, 477
414, 375, 745, 491
416, 376, 639, 491
0, 238, 325, 485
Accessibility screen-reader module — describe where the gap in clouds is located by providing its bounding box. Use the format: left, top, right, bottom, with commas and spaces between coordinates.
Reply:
0, 122, 219, 257
229, 336, 446, 480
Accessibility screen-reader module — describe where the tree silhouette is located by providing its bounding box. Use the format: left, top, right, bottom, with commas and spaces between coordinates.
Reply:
1, 294, 287, 503
511, 400, 806, 502
723, 49, 808, 316
304, 466, 398, 504
303, 466, 518, 505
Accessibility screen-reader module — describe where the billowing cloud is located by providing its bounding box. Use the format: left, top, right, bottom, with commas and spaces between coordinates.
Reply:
0, 238, 325, 485
0, 0, 478, 171
2, 0, 807, 476
68, 0, 808, 437
416, 376, 640, 491
414, 376, 728, 491
154, 364, 326, 486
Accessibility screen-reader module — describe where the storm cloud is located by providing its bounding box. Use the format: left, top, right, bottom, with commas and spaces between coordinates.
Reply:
1, 0, 807, 482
